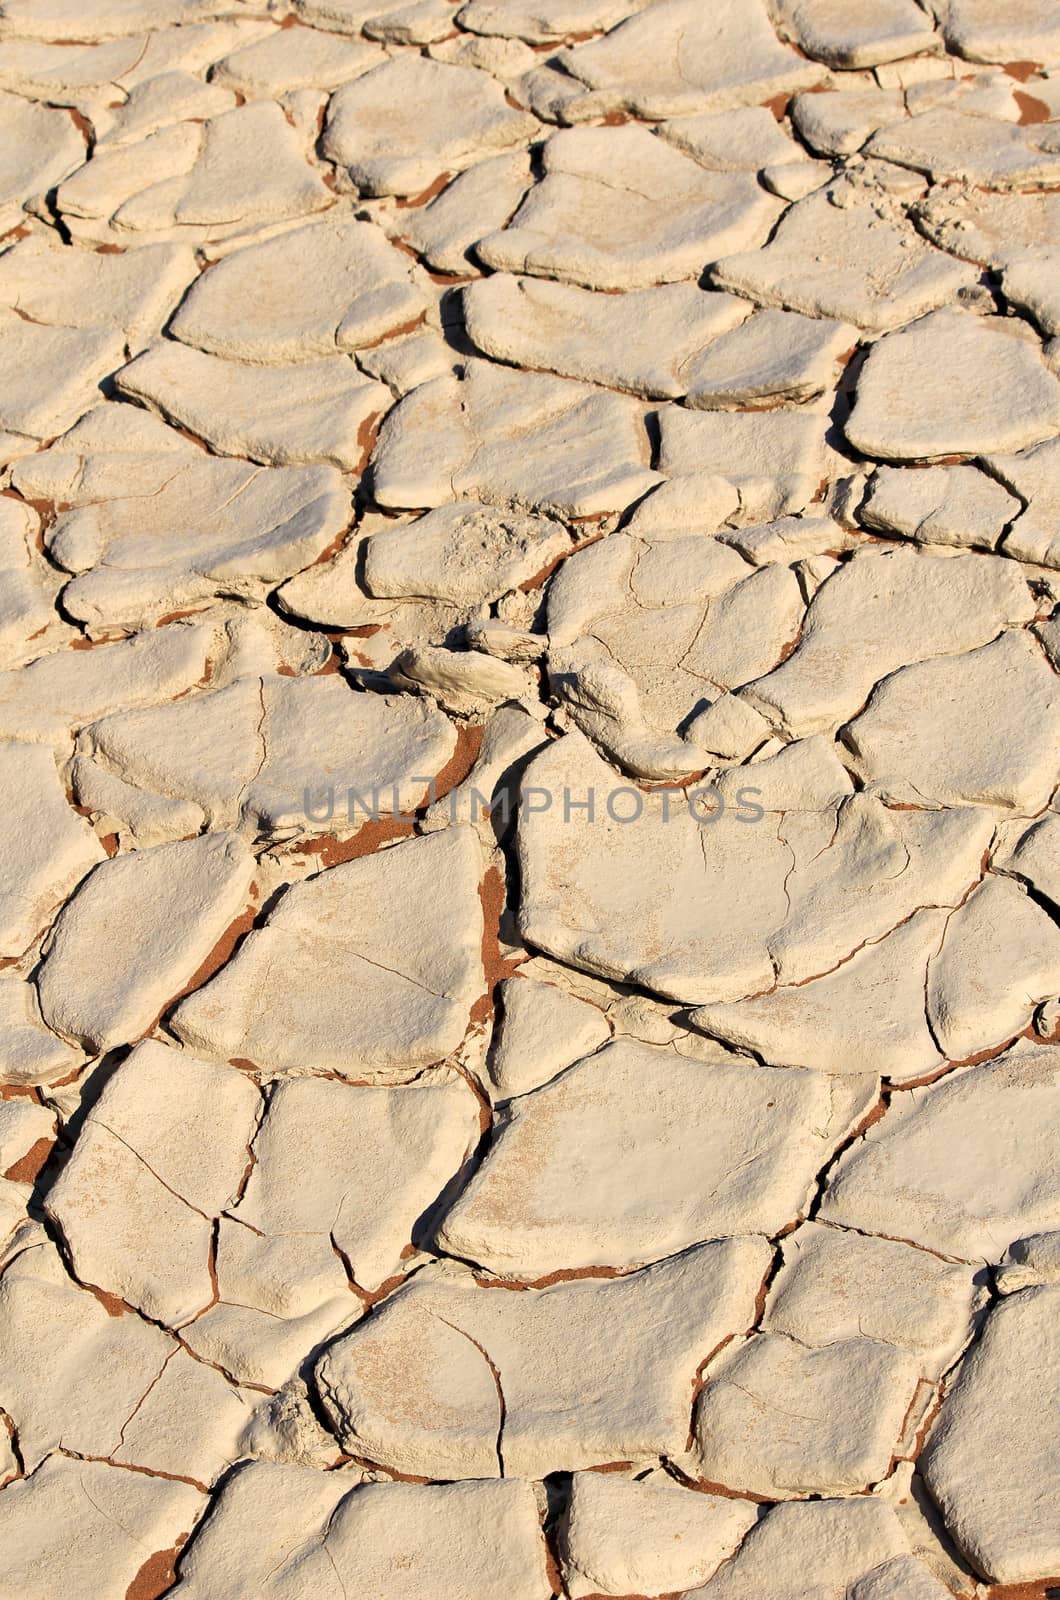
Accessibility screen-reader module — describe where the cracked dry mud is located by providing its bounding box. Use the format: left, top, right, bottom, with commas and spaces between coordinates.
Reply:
0, 2, 1058, 1598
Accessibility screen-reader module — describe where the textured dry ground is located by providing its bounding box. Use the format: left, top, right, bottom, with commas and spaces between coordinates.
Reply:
0, 0, 1059, 1596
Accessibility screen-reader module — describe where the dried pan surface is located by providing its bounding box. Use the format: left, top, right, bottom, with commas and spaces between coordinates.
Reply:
0, 1, 1058, 1596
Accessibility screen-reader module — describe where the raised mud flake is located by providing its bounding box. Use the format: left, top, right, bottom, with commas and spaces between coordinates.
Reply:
656, 406, 832, 522
789, 87, 909, 159
560, 1471, 758, 1600
859, 462, 1021, 550
231, 1073, 481, 1293
552, 0, 818, 120
682, 307, 855, 409
369, 359, 660, 516
487, 973, 611, 1098
169, 215, 427, 364
435, 1037, 875, 1276
763, 1221, 988, 1379
456, 0, 651, 43
866, 105, 1060, 191
920, 1285, 1060, 1585
676, 1498, 948, 1598
769, 0, 940, 69
115, 341, 392, 471
389, 149, 533, 275
0, 318, 127, 449
0, 1453, 204, 1600
819, 1038, 1060, 1262
711, 182, 976, 334
462, 274, 752, 400
36, 832, 255, 1054
323, 54, 537, 198
173, 1465, 551, 1600
210, 23, 383, 94
985, 436, 1060, 569
0, 740, 105, 958
691, 1330, 925, 1498
656, 103, 811, 173
845, 308, 1060, 462
0, 234, 196, 348
363, 500, 572, 605
0, 90, 85, 234
931, 0, 1060, 66
171, 827, 485, 1080
316, 1237, 771, 1478
843, 628, 1060, 812
45, 1038, 261, 1326
743, 545, 1035, 738
476, 124, 783, 293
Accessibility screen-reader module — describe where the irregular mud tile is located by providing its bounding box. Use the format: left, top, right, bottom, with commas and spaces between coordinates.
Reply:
486, 974, 610, 1098
0, 0, 236, 38
742, 546, 1035, 738
0, 92, 85, 235
1001, 251, 1060, 340
364, 500, 571, 604
678, 1499, 937, 1598
362, 0, 464, 45
45, 1038, 260, 1325
560, 1471, 758, 1599
171, 828, 484, 1079
430, 29, 537, 80
112, 1345, 254, 1485
476, 125, 784, 292
772, 793, 995, 984
463, 276, 751, 400
553, 0, 818, 118
170, 216, 426, 363
913, 187, 1060, 270
656, 104, 809, 172
790, 87, 907, 158
551, 653, 713, 783
39, 454, 350, 633
174, 1466, 550, 1600
357, 328, 460, 396
213, 1217, 353, 1320
182, 1295, 362, 1390
845, 309, 1060, 462
435, 1038, 872, 1275
231, 1073, 480, 1291
0, 319, 127, 445
764, 1221, 988, 1377
0, 499, 67, 670
0, 974, 85, 1088
0, 1454, 203, 1600
99, 69, 238, 146
843, 629, 1060, 811
713, 731, 855, 814
691, 908, 950, 1083
682, 563, 805, 692
370, 360, 660, 515
0, 1099, 55, 1175
692, 1331, 924, 1497
657, 407, 831, 522
316, 1237, 771, 1477
389, 149, 532, 275
859, 462, 1020, 550
55, 123, 210, 245
36, 833, 255, 1053
0, 620, 216, 748
323, 55, 536, 198
682, 308, 855, 409
1004, 812, 1060, 913
0, 1238, 176, 1470
848, 1553, 973, 1599
720, 513, 858, 564
0, 1424, 15, 1488
770, 0, 940, 68
0, 235, 196, 348
932, 0, 1060, 66
866, 106, 1060, 190
456, 0, 650, 42
0, 34, 151, 105
115, 342, 391, 471
996, 1230, 1060, 1293
237, 1377, 341, 1468
921, 1286, 1060, 1585
819, 1038, 1060, 1261
684, 692, 773, 761
210, 26, 383, 94
711, 183, 976, 333
390, 643, 535, 714
926, 876, 1060, 1062
516, 731, 792, 1002
0, 741, 105, 957
985, 437, 1060, 569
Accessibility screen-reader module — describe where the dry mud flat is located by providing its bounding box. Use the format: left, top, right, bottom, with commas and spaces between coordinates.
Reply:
0, 0, 1060, 1596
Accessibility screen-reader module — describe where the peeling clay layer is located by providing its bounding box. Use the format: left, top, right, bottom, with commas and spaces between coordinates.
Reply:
0, 0, 1059, 1596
